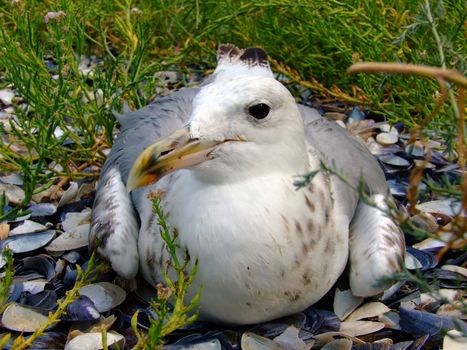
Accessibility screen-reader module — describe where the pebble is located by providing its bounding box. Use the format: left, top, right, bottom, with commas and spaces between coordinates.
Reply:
376, 131, 398, 145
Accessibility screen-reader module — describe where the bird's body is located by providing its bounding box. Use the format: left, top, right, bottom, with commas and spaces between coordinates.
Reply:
90, 45, 405, 325
138, 156, 349, 324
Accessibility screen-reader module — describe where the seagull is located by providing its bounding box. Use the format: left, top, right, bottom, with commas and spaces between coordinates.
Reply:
90, 44, 405, 325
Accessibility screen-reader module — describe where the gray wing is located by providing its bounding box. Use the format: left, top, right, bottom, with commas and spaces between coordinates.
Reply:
90, 88, 199, 278
299, 104, 388, 217
104, 88, 200, 183
299, 105, 404, 297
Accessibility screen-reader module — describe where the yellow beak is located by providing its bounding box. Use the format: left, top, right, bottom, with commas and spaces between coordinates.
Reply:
126, 125, 243, 191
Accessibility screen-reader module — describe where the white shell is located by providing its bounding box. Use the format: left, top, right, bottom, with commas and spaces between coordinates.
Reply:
64, 332, 124, 350
366, 137, 383, 155
412, 231, 455, 250
376, 131, 398, 145
19, 281, 48, 294
416, 199, 462, 217
78, 282, 126, 313
53, 126, 65, 138
0, 303, 49, 332
62, 209, 92, 232
420, 288, 461, 304
46, 223, 90, 251
346, 302, 390, 321
241, 332, 286, 350
9, 220, 47, 235
378, 124, 397, 133
313, 332, 364, 348
339, 320, 385, 336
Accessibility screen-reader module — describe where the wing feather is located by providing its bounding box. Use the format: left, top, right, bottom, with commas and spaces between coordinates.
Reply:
90, 88, 198, 276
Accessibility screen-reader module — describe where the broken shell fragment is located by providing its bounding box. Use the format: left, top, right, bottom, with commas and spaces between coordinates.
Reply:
9, 220, 47, 235
58, 182, 79, 208
333, 288, 364, 321
64, 331, 125, 350
241, 331, 290, 350
339, 320, 385, 337
61, 208, 91, 232
321, 338, 352, 350
0, 183, 25, 205
416, 199, 462, 217
273, 326, 310, 350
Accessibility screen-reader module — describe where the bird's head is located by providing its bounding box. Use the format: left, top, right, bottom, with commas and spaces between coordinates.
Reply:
127, 46, 309, 190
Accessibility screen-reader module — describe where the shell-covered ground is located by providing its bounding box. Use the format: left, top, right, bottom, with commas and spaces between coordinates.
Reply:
0, 59, 466, 349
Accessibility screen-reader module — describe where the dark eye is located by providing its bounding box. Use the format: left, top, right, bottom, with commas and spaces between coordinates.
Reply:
248, 103, 270, 120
